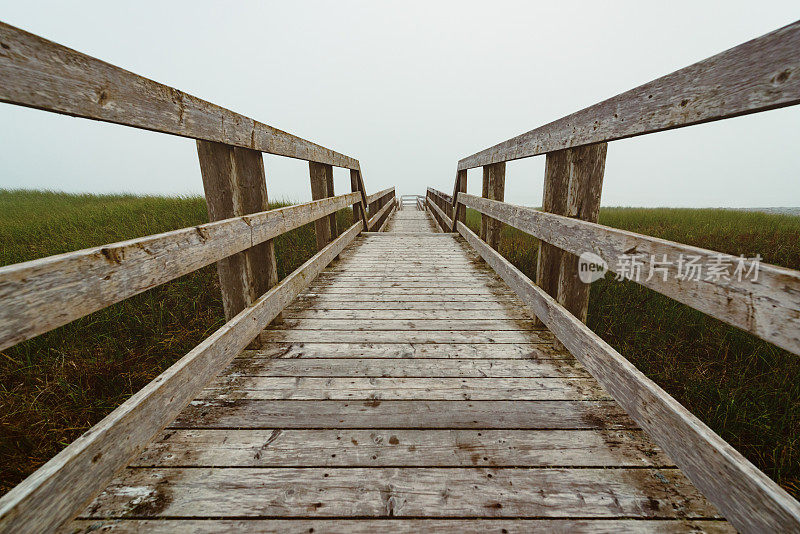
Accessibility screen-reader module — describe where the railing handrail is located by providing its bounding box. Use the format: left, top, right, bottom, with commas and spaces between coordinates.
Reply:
458, 20, 800, 170
0, 22, 359, 170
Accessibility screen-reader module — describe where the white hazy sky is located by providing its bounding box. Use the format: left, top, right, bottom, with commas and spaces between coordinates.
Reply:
1, 1, 799, 206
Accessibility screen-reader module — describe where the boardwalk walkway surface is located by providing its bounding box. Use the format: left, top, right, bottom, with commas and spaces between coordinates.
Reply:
69, 209, 731, 533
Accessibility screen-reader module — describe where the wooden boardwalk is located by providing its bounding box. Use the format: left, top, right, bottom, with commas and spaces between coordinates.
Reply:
69, 209, 731, 533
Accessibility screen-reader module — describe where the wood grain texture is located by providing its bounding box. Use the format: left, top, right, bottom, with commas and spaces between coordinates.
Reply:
0, 22, 359, 169
458, 193, 800, 356
201, 376, 609, 401
226, 357, 589, 377
131, 428, 668, 467
456, 220, 800, 532
0, 192, 360, 352
68, 519, 735, 533
309, 162, 335, 250
481, 162, 506, 249
197, 141, 278, 320
368, 195, 396, 231
78, 467, 718, 519
548, 144, 607, 323
171, 399, 635, 430
0, 221, 363, 534
245, 343, 564, 359
458, 20, 800, 169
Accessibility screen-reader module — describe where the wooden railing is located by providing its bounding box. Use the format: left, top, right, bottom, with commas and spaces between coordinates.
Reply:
0, 21, 392, 533
429, 20, 800, 534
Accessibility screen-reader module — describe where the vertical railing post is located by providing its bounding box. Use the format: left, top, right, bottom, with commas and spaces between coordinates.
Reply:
481, 162, 506, 249
197, 141, 279, 322
450, 169, 467, 231
309, 162, 336, 250
536, 143, 607, 324
350, 169, 370, 230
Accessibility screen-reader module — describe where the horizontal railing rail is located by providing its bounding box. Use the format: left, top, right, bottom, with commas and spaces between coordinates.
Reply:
0, 192, 360, 352
458, 193, 800, 355
0, 22, 358, 170
365, 187, 396, 230
442, 19, 800, 533
457, 20, 800, 170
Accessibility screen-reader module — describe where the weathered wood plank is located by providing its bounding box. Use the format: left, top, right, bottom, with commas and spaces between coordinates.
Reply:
244, 343, 563, 359
170, 399, 634, 429
0, 222, 363, 534
197, 141, 279, 320
79, 467, 718, 518
456, 220, 800, 532
0, 22, 359, 169
368, 194, 396, 231
281, 309, 532, 320
272, 319, 537, 331
365, 187, 395, 206
68, 518, 736, 533
0, 192, 359, 352
257, 330, 551, 344
285, 301, 530, 311
309, 162, 335, 250
226, 357, 588, 377
131, 429, 668, 467
201, 377, 609, 401
481, 162, 506, 249
295, 294, 524, 303
458, 20, 800, 169
458, 193, 800, 355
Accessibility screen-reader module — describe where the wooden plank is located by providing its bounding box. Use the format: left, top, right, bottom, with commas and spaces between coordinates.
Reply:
450, 170, 468, 231
68, 518, 736, 533
481, 162, 506, 249
545, 143, 606, 323
257, 330, 551, 344
456, 220, 800, 532
226, 357, 589, 377
244, 343, 564, 359
349, 169, 370, 229
0, 221, 363, 534
197, 141, 279, 320
272, 319, 538, 331
368, 194, 396, 231
0, 192, 359, 352
79, 467, 718, 519
427, 196, 454, 231
295, 294, 524, 303
131, 429, 668, 467
286, 301, 529, 311
171, 399, 634, 429
0, 22, 359, 169
281, 309, 532, 320
309, 162, 334, 250
457, 20, 800, 169
366, 187, 395, 206
458, 193, 800, 356
201, 376, 609, 401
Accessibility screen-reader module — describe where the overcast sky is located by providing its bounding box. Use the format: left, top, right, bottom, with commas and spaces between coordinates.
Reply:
1, 1, 799, 206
